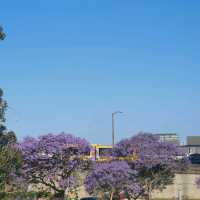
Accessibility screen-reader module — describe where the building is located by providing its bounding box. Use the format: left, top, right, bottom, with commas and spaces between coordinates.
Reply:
187, 136, 200, 146
182, 136, 200, 155
156, 133, 180, 145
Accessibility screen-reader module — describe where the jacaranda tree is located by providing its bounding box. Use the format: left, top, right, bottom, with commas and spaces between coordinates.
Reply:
20, 133, 91, 199
114, 133, 188, 200
85, 161, 142, 200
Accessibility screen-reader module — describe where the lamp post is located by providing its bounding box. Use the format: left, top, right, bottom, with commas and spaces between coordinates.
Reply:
112, 111, 122, 147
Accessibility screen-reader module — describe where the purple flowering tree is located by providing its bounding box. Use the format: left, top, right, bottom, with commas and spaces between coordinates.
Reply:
20, 133, 91, 199
84, 161, 142, 200
114, 133, 188, 200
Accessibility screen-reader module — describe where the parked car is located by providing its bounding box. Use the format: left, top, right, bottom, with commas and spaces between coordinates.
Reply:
189, 153, 200, 164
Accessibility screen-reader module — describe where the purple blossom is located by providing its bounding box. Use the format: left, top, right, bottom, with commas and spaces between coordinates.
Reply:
85, 161, 141, 200
114, 133, 188, 199
20, 133, 91, 197
115, 133, 186, 169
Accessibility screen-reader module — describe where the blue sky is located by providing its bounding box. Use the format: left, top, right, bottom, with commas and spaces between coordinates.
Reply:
0, 0, 200, 144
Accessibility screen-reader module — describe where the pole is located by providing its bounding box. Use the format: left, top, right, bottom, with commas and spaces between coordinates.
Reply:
112, 111, 122, 147
178, 188, 182, 200
112, 113, 115, 147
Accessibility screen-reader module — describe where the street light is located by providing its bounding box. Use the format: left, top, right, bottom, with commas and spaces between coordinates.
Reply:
112, 111, 122, 147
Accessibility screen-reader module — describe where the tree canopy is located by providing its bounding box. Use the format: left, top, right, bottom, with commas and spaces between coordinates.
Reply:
114, 133, 188, 200
85, 161, 141, 200
0, 89, 17, 147
0, 89, 20, 192
20, 133, 91, 199
0, 26, 6, 41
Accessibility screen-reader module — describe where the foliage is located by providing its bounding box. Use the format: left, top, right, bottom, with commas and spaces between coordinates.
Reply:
0, 88, 17, 147
0, 88, 7, 135
0, 131, 17, 148
0, 191, 51, 200
114, 133, 188, 200
0, 145, 22, 191
85, 161, 141, 200
20, 133, 91, 199
0, 89, 21, 192
0, 26, 6, 41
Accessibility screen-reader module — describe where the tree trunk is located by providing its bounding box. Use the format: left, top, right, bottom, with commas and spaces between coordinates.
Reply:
146, 184, 152, 200
110, 191, 114, 200
147, 193, 152, 200
99, 192, 104, 200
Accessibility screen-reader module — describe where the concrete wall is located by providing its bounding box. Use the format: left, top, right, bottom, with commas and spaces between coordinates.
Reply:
80, 167, 200, 200
152, 172, 200, 200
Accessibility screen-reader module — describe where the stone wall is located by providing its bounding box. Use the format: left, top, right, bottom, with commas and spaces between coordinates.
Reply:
152, 166, 200, 200
79, 166, 200, 200
152, 174, 199, 199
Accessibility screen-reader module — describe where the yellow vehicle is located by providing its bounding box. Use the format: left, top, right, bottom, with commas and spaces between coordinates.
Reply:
80, 144, 138, 162
90, 144, 113, 161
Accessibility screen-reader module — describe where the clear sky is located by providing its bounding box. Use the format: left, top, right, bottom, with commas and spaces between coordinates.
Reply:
0, 0, 200, 144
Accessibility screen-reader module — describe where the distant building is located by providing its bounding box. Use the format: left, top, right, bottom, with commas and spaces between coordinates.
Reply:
187, 136, 200, 146
182, 136, 200, 155
155, 133, 180, 145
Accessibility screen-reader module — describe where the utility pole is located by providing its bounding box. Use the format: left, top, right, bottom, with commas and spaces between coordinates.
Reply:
112, 111, 122, 147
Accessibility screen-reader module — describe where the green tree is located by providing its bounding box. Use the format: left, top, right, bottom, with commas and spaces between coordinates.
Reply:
0, 145, 22, 191
0, 26, 6, 41
0, 89, 16, 147
0, 89, 20, 192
